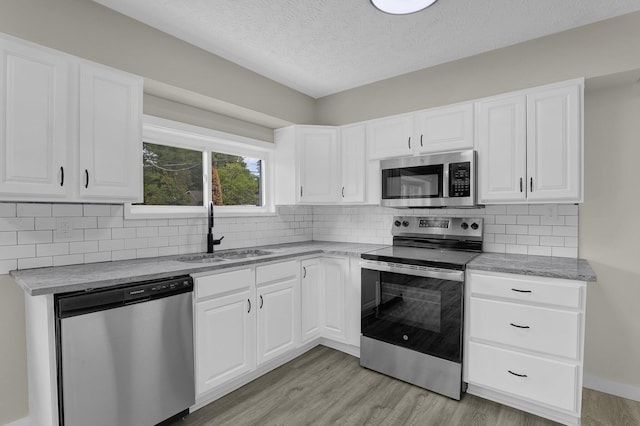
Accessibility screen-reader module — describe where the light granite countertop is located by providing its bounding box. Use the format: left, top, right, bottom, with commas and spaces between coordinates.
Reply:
11, 241, 387, 296
467, 252, 597, 282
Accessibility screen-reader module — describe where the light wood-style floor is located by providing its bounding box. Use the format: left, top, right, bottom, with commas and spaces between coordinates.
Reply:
173, 346, 640, 426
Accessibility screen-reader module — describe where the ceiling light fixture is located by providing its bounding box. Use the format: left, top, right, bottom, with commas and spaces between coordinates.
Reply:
371, 0, 438, 15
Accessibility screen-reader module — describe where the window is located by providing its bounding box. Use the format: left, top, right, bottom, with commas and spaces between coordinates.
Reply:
126, 116, 274, 218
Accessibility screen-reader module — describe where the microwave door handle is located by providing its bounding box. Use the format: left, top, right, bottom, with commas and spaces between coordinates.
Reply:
442, 163, 449, 199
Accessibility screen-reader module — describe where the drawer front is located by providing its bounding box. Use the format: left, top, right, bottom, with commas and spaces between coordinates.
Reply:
256, 260, 299, 285
468, 271, 582, 309
469, 298, 581, 359
467, 342, 578, 412
195, 268, 254, 301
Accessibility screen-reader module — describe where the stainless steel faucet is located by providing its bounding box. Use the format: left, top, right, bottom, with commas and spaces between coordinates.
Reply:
207, 202, 224, 253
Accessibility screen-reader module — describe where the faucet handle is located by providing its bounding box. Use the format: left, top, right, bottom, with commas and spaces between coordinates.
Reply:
213, 236, 224, 245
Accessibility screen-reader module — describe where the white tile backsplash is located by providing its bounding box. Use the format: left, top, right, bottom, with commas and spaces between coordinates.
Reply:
311, 203, 580, 258
0, 201, 579, 275
0, 202, 314, 274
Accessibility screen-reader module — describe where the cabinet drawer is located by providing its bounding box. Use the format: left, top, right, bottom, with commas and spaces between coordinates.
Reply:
256, 260, 298, 285
469, 298, 581, 359
468, 271, 582, 309
467, 342, 578, 412
195, 268, 254, 301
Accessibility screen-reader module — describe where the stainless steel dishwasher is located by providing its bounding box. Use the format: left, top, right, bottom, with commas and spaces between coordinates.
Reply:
55, 276, 195, 426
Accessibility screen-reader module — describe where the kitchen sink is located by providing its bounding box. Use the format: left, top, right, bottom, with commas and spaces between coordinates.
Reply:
177, 254, 228, 263
177, 249, 273, 263
214, 249, 273, 259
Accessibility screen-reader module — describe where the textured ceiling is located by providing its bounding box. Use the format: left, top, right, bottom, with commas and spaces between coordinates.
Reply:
93, 0, 640, 98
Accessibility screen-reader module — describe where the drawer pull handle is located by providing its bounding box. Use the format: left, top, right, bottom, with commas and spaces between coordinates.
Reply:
511, 288, 532, 293
508, 370, 528, 378
247, 299, 251, 313
259, 295, 264, 309
510, 323, 530, 329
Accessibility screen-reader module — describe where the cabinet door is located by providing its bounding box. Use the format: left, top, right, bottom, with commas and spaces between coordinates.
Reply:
414, 103, 474, 154
322, 257, 347, 342
257, 277, 297, 364
366, 114, 413, 160
526, 84, 582, 202
195, 288, 256, 395
0, 37, 70, 200
476, 94, 527, 203
300, 259, 323, 342
339, 123, 366, 203
298, 127, 339, 203
78, 62, 142, 202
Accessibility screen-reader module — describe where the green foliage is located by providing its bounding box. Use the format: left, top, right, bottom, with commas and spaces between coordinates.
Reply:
140, 143, 202, 206
139, 145, 261, 207
212, 153, 260, 206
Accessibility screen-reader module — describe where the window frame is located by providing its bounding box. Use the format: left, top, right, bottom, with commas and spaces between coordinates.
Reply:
125, 115, 275, 219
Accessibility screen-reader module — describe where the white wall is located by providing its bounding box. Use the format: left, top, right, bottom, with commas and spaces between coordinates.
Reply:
580, 82, 640, 396
316, 11, 640, 125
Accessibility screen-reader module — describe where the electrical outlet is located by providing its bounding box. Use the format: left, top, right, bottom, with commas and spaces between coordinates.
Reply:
55, 218, 73, 240
544, 204, 558, 220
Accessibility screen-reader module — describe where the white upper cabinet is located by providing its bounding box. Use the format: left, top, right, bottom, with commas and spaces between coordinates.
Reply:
477, 79, 583, 204
275, 124, 368, 205
366, 114, 414, 160
0, 36, 71, 200
476, 94, 527, 203
414, 103, 474, 154
78, 62, 142, 202
339, 123, 366, 203
0, 33, 143, 203
526, 84, 582, 202
297, 126, 340, 203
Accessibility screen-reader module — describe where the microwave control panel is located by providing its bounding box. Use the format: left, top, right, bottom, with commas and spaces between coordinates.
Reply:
449, 162, 471, 197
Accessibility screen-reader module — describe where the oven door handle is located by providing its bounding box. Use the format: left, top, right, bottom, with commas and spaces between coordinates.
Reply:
360, 260, 464, 282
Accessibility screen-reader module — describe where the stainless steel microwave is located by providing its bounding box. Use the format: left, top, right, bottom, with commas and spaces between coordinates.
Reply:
380, 150, 477, 208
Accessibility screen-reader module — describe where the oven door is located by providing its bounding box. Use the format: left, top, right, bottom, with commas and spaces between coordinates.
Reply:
361, 260, 464, 363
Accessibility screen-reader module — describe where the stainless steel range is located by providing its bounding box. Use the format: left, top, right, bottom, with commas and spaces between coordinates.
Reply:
360, 215, 483, 400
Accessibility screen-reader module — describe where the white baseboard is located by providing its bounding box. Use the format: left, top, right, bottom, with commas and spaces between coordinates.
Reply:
583, 374, 640, 402
5, 416, 29, 426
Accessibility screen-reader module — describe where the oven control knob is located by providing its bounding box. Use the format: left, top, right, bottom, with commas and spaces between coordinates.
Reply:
402, 220, 410, 227
471, 222, 479, 230
461, 222, 469, 230
394, 220, 402, 227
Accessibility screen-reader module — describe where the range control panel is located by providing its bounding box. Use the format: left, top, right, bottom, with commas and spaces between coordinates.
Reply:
392, 216, 483, 239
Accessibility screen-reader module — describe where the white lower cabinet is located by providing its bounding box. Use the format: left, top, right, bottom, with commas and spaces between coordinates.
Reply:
194, 255, 358, 404
193, 268, 256, 396
300, 256, 349, 344
256, 261, 300, 365
300, 258, 323, 342
465, 270, 587, 426
193, 260, 299, 398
